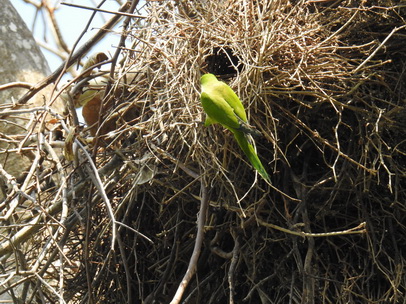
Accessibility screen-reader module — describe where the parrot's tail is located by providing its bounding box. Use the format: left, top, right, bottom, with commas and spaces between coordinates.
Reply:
233, 131, 270, 182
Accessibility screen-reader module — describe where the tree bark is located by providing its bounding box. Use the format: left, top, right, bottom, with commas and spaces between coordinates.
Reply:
0, 0, 63, 198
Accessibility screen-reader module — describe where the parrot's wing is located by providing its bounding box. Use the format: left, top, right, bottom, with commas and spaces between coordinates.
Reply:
204, 115, 216, 126
216, 81, 248, 123
201, 92, 241, 130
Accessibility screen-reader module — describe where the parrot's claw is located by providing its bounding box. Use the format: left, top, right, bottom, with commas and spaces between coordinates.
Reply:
237, 118, 262, 137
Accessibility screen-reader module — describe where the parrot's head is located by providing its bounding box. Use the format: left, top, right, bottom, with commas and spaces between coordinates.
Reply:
200, 73, 218, 85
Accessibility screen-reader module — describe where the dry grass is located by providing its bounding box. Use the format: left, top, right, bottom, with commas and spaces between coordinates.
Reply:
1, 0, 405, 303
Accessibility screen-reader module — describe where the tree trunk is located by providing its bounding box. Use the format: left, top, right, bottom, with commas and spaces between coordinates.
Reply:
0, 0, 63, 199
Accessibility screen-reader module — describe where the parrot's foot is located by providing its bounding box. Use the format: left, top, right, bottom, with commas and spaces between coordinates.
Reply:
237, 119, 262, 137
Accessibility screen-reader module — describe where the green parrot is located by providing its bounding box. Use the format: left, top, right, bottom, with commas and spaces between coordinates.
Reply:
200, 73, 270, 182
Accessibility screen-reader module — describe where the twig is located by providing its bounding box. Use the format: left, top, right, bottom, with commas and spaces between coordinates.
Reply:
353, 25, 406, 73
0, 82, 33, 90
0, 164, 36, 204
169, 180, 209, 304
44, 2, 70, 53
75, 139, 117, 250
228, 231, 240, 304
257, 218, 367, 237
93, 0, 140, 149
61, 2, 146, 19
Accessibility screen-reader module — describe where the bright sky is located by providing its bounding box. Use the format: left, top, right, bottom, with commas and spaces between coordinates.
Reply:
10, 0, 124, 72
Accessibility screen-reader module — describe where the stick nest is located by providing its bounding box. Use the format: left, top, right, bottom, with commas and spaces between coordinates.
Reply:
1, 0, 405, 303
